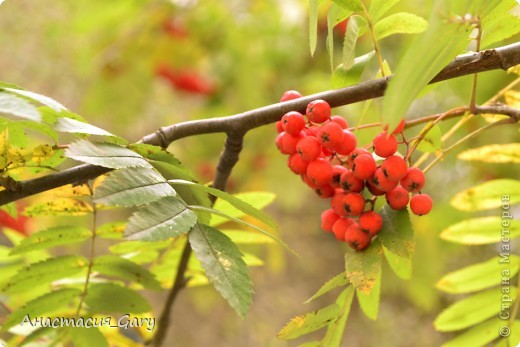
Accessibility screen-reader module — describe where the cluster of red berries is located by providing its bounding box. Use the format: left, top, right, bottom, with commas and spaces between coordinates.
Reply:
275, 90, 433, 251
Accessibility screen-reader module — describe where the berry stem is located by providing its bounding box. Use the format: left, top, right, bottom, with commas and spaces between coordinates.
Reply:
469, 18, 482, 114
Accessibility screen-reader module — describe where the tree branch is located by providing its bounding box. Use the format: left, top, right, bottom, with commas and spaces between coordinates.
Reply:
1, 42, 520, 206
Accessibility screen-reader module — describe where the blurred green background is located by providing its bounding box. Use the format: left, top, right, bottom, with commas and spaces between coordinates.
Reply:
0, 0, 518, 346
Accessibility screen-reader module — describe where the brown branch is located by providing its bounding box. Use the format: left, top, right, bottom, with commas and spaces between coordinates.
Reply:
151, 132, 245, 347
1, 42, 520, 206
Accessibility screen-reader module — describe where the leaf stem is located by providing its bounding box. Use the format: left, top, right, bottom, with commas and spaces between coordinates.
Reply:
361, 3, 386, 77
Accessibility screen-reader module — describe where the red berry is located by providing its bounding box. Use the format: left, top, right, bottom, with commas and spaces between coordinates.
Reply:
347, 148, 371, 168
331, 115, 349, 129
345, 224, 371, 250
296, 136, 321, 161
317, 122, 344, 150
304, 125, 319, 137
288, 154, 309, 175
352, 154, 377, 180
306, 100, 331, 123
359, 211, 383, 236
331, 165, 348, 188
385, 186, 410, 210
281, 111, 306, 135
340, 193, 366, 217
400, 167, 426, 192
381, 155, 408, 181
276, 121, 284, 133
371, 168, 398, 192
302, 174, 318, 189
340, 170, 364, 193
307, 158, 333, 186
332, 217, 355, 241
315, 184, 335, 198
367, 181, 385, 196
410, 194, 433, 216
321, 209, 340, 232
277, 131, 303, 155
384, 119, 406, 135
373, 131, 398, 158
330, 191, 347, 216
280, 90, 303, 102
334, 130, 357, 155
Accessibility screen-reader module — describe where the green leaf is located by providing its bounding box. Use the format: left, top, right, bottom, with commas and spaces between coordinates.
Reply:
441, 318, 505, 347
332, 0, 363, 12
124, 196, 197, 241
385, 246, 412, 280
443, 217, 520, 245
342, 15, 360, 70
2, 288, 81, 330
0, 92, 41, 122
369, 0, 400, 22
169, 180, 277, 230
331, 51, 375, 88
277, 304, 341, 340
109, 239, 170, 255
381, 10, 471, 132
24, 197, 92, 216
356, 268, 381, 320
91, 255, 161, 290
416, 123, 443, 153
326, 4, 349, 70
3, 255, 87, 293
94, 167, 176, 207
10, 120, 58, 142
378, 205, 414, 259
54, 117, 115, 137
345, 240, 383, 294
481, 0, 520, 48
321, 286, 355, 347
451, 179, 520, 211
85, 283, 151, 313
69, 327, 109, 347
3, 87, 67, 112
9, 226, 92, 255
309, 0, 320, 56
305, 273, 348, 303
436, 256, 520, 294
222, 229, 275, 245
374, 12, 428, 40
211, 191, 276, 227
458, 143, 520, 163
189, 224, 252, 318
65, 140, 152, 169
434, 287, 518, 332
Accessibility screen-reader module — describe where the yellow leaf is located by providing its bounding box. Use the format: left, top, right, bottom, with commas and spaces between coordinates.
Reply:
24, 197, 92, 216
458, 143, 520, 163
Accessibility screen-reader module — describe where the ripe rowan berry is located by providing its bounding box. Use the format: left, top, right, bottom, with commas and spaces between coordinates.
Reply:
384, 119, 406, 135
345, 224, 371, 250
410, 193, 433, 216
367, 181, 386, 196
330, 191, 347, 216
302, 174, 318, 189
385, 186, 410, 210
347, 148, 371, 168
331, 115, 349, 129
277, 131, 303, 155
371, 168, 398, 192
280, 90, 303, 102
332, 217, 356, 241
317, 122, 344, 150
276, 121, 284, 133
381, 155, 408, 181
352, 154, 377, 180
341, 192, 365, 216
340, 170, 364, 193
331, 165, 348, 188
296, 136, 321, 161
373, 131, 398, 158
288, 154, 309, 175
315, 184, 335, 198
281, 111, 306, 135
307, 158, 333, 186
306, 99, 331, 123
400, 167, 426, 192
334, 130, 357, 155
321, 209, 340, 232
359, 211, 383, 236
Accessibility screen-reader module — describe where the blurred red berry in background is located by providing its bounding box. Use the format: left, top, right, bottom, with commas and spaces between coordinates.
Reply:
155, 64, 216, 96
0, 202, 30, 236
